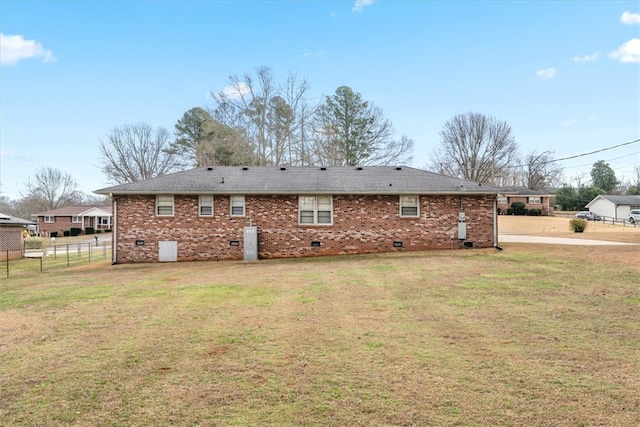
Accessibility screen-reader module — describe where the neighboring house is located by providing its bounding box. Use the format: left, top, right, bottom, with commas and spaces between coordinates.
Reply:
95, 166, 511, 264
497, 188, 555, 216
35, 206, 113, 237
0, 213, 36, 261
585, 195, 640, 221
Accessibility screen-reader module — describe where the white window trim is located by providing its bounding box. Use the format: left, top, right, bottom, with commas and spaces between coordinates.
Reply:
230, 195, 245, 217
497, 197, 508, 204
72, 215, 82, 223
199, 195, 214, 217
400, 196, 420, 217
44, 216, 55, 223
156, 195, 174, 216
528, 197, 541, 204
298, 195, 333, 225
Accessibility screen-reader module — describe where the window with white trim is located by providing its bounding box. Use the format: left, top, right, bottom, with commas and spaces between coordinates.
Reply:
400, 196, 419, 217
72, 215, 82, 223
528, 197, 541, 204
299, 196, 332, 225
230, 195, 245, 217
44, 216, 55, 223
497, 197, 508, 205
156, 195, 174, 216
98, 217, 110, 226
199, 195, 213, 216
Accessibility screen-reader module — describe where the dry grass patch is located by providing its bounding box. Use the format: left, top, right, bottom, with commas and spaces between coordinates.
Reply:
499, 215, 640, 243
1, 245, 639, 426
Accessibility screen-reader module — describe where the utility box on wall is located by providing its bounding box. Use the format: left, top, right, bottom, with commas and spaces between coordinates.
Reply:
243, 226, 258, 261
458, 222, 467, 240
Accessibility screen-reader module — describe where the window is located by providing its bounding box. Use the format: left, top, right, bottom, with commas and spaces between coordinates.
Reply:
230, 195, 245, 217
72, 216, 82, 223
299, 196, 332, 225
156, 195, 174, 216
497, 197, 508, 205
528, 197, 541, 204
44, 216, 54, 223
199, 195, 213, 216
400, 196, 419, 217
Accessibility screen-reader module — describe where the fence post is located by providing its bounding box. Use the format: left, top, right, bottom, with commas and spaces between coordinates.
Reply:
88, 243, 91, 263
5, 251, 8, 278
66, 244, 69, 266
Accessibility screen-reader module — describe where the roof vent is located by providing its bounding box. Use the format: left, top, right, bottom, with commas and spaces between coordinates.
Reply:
356, 167, 363, 170
320, 167, 327, 170
280, 167, 286, 170
395, 167, 402, 170
207, 167, 213, 171
242, 167, 248, 171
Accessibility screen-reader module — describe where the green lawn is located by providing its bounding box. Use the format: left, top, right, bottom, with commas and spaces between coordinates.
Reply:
1, 244, 639, 426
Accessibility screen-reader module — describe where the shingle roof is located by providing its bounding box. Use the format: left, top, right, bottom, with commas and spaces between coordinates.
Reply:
35, 205, 112, 216
95, 166, 509, 195
501, 187, 555, 196
588, 195, 640, 206
0, 213, 36, 226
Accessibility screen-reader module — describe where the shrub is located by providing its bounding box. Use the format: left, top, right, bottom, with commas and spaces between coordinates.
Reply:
85, 227, 95, 235
509, 202, 527, 215
70, 227, 82, 236
528, 209, 542, 216
105, 229, 112, 233
24, 237, 44, 249
96, 229, 102, 234
63, 230, 70, 237
50, 232, 58, 238
569, 219, 588, 232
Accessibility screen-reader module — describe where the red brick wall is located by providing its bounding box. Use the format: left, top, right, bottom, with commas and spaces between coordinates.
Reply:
498, 196, 554, 216
113, 194, 496, 263
37, 216, 76, 236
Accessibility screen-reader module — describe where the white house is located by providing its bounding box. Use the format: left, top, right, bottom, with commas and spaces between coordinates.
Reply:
585, 195, 640, 221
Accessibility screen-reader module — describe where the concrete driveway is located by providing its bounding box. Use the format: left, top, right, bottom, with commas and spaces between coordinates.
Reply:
498, 234, 639, 246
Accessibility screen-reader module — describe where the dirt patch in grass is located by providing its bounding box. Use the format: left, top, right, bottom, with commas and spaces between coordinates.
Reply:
499, 215, 640, 243
1, 245, 639, 426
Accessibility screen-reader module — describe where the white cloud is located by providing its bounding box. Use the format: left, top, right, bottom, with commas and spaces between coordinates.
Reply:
573, 52, 599, 62
221, 82, 250, 99
353, 0, 374, 13
608, 38, 640, 63
536, 68, 556, 79
562, 119, 578, 127
621, 11, 640, 24
0, 33, 55, 66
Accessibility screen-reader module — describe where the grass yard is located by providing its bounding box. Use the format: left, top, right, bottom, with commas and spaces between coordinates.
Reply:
1, 236, 639, 425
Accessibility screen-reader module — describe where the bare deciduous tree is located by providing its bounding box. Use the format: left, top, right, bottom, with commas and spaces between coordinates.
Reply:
211, 66, 314, 166
519, 150, 564, 190
20, 167, 84, 211
428, 112, 518, 183
99, 123, 180, 184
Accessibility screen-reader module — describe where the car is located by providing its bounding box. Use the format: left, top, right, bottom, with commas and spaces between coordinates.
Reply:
575, 211, 601, 221
629, 209, 640, 224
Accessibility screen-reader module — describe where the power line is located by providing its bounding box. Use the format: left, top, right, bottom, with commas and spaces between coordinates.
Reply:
562, 150, 640, 169
548, 138, 640, 164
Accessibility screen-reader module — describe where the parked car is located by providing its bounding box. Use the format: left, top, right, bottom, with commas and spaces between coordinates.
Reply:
629, 209, 640, 224
575, 211, 601, 221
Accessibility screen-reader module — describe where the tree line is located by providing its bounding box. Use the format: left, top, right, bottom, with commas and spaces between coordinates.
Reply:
3, 66, 638, 220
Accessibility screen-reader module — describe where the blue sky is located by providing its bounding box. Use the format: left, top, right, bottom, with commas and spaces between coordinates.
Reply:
1, 0, 639, 200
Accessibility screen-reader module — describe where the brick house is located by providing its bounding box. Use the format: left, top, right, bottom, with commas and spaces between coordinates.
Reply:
35, 206, 112, 237
497, 188, 555, 216
95, 166, 509, 264
0, 213, 36, 261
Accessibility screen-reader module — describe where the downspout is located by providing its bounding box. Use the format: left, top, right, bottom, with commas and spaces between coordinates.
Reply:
111, 195, 117, 265
493, 196, 502, 250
